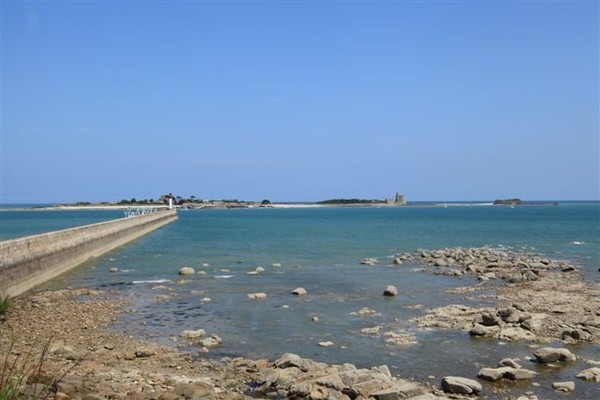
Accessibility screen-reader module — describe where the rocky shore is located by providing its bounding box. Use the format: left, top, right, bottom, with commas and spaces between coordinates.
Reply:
1, 289, 445, 399
1, 246, 599, 399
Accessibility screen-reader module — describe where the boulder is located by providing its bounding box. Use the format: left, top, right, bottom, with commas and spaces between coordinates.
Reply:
498, 327, 537, 341
552, 381, 575, 392
481, 312, 501, 326
383, 285, 398, 296
562, 328, 593, 342
318, 341, 335, 347
504, 368, 535, 381
178, 267, 195, 275
469, 323, 500, 337
108, 267, 118, 273
576, 367, 600, 382
392, 257, 403, 265
441, 376, 482, 395
477, 367, 507, 381
199, 335, 222, 347
291, 287, 307, 296
273, 353, 313, 372
179, 329, 206, 339
534, 347, 577, 363
478, 367, 534, 381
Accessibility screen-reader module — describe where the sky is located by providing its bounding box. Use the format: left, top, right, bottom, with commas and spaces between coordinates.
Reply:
1, 0, 598, 203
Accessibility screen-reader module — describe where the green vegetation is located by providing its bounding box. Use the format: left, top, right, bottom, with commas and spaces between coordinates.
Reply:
318, 198, 386, 205
0, 337, 84, 400
0, 296, 10, 316
117, 198, 156, 205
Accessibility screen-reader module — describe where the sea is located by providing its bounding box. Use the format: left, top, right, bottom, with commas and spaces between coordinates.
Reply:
1, 202, 599, 399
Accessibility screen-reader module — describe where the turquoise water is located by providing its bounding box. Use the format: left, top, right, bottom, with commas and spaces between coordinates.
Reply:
3, 203, 599, 398
0, 208, 125, 241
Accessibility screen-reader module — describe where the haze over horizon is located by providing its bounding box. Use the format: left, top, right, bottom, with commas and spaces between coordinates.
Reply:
1, 1, 598, 204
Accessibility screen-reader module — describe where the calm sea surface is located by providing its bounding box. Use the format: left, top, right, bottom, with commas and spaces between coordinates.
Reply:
2, 203, 599, 398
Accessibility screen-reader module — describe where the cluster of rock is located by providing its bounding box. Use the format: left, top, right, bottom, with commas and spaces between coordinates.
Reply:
407, 247, 574, 282
179, 329, 223, 350
252, 353, 432, 400
403, 247, 600, 344
441, 347, 599, 397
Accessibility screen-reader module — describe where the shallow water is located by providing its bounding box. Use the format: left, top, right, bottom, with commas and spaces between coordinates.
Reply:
6, 203, 600, 398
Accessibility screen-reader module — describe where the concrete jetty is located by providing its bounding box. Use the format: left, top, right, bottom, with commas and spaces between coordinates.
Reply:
0, 209, 177, 298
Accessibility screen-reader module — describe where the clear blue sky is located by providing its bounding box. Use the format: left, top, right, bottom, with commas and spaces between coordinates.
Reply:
1, 1, 598, 203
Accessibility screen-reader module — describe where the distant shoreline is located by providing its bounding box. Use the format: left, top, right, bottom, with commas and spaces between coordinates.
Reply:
1, 200, 582, 212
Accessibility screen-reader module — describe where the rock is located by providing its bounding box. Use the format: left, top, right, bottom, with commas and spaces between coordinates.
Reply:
357, 307, 378, 315
134, 350, 154, 358
255, 266, 265, 273
534, 347, 577, 363
272, 263, 282, 267
383, 285, 398, 296
478, 366, 534, 381
469, 323, 500, 337
108, 267, 118, 273
552, 381, 575, 392
562, 328, 593, 342
477, 367, 507, 381
273, 353, 313, 372
504, 368, 535, 381
361, 326, 383, 335
199, 335, 222, 347
248, 292, 268, 300
178, 267, 195, 275
441, 376, 482, 395
318, 341, 335, 347
392, 257, 403, 265
372, 383, 423, 399
481, 311, 501, 326
498, 327, 537, 341
179, 329, 206, 339
576, 367, 600, 381
291, 287, 307, 296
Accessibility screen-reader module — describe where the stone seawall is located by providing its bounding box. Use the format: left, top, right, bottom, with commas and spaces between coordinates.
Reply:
0, 209, 178, 298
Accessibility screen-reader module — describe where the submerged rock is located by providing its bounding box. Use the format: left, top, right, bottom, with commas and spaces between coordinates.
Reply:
178, 266, 195, 275
291, 287, 307, 296
179, 329, 206, 339
534, 347, 577, 363
552, 381, 575, 392
383, 285, 398, 296
248, 292, 268, 300
576, 367, 600, 382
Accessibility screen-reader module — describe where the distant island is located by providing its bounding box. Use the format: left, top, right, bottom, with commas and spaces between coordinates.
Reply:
493, 198, 523, 205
